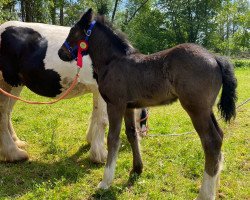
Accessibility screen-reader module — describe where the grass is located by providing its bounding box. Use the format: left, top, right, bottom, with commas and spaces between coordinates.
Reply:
0, 67, 249, 200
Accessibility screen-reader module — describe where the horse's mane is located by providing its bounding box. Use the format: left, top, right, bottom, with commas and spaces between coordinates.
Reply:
95, 15, 137, 55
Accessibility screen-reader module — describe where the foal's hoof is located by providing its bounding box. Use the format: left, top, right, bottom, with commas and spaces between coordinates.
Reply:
195, 194, 215, 200
0, 147, 29, 162
98, 181, 110, 190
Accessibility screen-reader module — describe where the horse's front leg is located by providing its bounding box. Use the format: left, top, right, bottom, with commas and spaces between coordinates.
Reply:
86, 91, 108, 163
125, 108, 143, 174
7, 86, 27, 148
0, 79, 28, 162
98, 103, 125, 189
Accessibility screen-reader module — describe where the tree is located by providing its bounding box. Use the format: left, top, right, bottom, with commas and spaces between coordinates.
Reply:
0, 0, 17, 23
213, 0, 250, 55
0, 0, 249, 56
157, 0, 222, 44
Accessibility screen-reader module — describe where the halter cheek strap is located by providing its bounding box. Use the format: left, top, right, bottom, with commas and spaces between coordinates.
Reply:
63, 20, 96, 68
85, 20, 96, 42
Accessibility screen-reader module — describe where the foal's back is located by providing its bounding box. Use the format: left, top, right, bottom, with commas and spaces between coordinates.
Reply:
160, 43, 222, 108
114, 43, 222, 108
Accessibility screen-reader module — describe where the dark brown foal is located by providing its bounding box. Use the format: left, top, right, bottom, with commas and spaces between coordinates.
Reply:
58, 9, 237, 200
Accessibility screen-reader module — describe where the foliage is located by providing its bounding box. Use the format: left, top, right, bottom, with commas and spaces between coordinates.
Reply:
125, 4, 169, 53
212, 0, 250, 55
0, 0, 18, 24
233, 59, 250, 68
0, 0, 249, 55
0, 67, 249, 199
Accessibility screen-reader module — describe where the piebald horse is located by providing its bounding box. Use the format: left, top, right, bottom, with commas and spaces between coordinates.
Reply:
0, 21, 110, 163
0, 21, 146, 163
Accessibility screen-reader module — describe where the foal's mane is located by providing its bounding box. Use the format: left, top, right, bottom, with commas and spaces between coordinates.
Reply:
95, 16, 137, 55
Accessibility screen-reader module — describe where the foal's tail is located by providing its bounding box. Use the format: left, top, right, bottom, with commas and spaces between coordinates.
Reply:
216, 56, 237, 122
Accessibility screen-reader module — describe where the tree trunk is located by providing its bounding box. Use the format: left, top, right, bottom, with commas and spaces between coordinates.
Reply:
125, 0, 150, 25
24, 0, 33, 22
60, 2, 64, 26
50, 0, 57, 25
111, 0, 119, 22
20, 0, 25, 21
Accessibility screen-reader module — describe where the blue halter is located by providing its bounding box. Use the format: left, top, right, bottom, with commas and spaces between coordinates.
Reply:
63, 20, 96, 60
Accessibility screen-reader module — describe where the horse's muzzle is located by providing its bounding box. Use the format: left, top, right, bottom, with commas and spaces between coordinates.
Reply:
58, 48, 72, 62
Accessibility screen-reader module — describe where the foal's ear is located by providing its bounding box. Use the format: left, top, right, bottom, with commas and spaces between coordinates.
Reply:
79, 8, 93, 26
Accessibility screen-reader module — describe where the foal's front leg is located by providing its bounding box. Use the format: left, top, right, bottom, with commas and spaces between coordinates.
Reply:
98, 103, 125, 189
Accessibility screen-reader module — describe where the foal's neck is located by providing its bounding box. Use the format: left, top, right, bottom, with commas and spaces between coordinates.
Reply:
88, 22, 136, 71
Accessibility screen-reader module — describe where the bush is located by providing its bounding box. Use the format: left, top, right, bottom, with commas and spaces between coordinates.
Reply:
232, 59, 250, 68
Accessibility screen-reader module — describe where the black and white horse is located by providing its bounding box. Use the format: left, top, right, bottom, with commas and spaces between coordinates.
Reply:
0, 21, 146, 163
0, 21, 110, 163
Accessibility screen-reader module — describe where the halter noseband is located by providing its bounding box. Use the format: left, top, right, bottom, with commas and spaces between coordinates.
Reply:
63, 20, 96, 67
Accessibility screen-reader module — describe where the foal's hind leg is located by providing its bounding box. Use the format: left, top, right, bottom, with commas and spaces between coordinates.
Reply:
124, 108, 143, 175
188, 110, 223, 200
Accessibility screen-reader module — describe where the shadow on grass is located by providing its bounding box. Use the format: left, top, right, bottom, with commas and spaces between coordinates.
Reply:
0, 144, 103, 198
89, 171, 141, 200
0, 139, 142, 199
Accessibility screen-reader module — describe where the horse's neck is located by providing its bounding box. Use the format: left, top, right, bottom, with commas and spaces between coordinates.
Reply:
89, 27, 135, 70
89, 46, 122, 71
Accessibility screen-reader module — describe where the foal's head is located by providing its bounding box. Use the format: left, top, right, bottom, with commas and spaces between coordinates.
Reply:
58, 8, 136, 63
58, 8, 94, 62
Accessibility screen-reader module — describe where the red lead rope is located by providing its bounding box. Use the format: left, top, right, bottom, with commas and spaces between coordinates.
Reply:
0, 72, 80, 104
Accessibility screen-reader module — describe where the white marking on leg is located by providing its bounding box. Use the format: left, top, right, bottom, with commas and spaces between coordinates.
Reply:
87, 92, 108, 163
0, 80, 28, 161
197, 172, 217, 200
0, 113, 28, 161
98, 158, 117, 189
7, 86, 26, 146
197, 156, 223, 200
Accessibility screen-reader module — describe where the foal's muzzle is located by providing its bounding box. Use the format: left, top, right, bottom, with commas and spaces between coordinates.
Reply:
58, 48, 73, 62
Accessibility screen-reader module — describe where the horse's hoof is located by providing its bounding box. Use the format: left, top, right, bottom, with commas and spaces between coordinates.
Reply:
0, 147, 29, 162
130, 164, 143, 175
98, 181, 110, 189
15, 140, 27, 148
89, 147, 107, 164
195, 195, 215, 200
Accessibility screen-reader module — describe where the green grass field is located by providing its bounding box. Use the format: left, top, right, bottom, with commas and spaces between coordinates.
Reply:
0, 67, 249, 200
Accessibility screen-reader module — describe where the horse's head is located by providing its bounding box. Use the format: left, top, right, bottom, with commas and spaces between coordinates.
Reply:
58, 8, 94, 62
